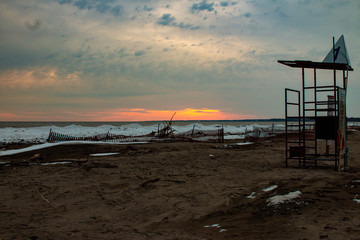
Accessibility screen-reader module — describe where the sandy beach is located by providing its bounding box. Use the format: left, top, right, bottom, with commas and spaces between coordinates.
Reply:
1, 131, 360, 240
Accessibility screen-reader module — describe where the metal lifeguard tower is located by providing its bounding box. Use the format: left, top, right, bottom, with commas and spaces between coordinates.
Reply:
279, 35, 353, 170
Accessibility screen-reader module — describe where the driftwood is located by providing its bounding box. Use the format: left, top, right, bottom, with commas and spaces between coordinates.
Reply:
157, 112, 176, 138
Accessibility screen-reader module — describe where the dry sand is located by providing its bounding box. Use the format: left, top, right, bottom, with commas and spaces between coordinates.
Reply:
1, 132, 360, 240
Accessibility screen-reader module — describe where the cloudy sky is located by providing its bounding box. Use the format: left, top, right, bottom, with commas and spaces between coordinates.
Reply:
0, 0, 359, 121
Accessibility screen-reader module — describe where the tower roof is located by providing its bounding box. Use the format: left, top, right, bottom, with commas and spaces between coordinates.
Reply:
278, 35, 353, 71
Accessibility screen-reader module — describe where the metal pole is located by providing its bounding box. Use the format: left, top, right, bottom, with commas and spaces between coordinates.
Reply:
302, 67, 305, 167
332, 36, 339, 170
343, 70, 349, 168
298, 90, 301, 167
285, 89, 288, 167
314, 68, 317, 166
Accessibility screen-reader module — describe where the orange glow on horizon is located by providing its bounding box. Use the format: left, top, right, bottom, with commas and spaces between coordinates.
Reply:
0, 108, 259, 121
88, 108, 256, 121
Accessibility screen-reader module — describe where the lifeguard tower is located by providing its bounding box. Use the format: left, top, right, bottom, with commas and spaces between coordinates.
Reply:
279, 35, 353, 170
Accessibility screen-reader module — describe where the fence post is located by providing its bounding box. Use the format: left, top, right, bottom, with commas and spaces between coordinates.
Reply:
47, 129, 52, 142
221, 126, 224, 143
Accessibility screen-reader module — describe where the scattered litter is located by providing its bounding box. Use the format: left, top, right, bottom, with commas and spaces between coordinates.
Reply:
236, 142, 254, 146
204, 224, 227, 233
352, 180, 360, 183
90, 152, 120, 157
0, 161, 10, 167
354, 194, 360, 204
263, 185, 278, 192
266, 191, 302, 206
204, 224, 220, 228
209, 154, 214, 157
246, 192, 256, 199
41, 161, 72, 166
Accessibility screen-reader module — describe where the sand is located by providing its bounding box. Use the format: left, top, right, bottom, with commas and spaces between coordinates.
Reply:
1, 132, 360, 240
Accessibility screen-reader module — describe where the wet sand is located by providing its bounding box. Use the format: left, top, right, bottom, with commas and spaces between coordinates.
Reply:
1, 132, 360, 240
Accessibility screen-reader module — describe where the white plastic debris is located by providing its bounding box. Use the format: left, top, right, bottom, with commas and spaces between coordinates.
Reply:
246, 192, 256, 199
266, 191, 302, 206
204, 224, 221, 228
262, 185, 278, 192
90, 152, 120, 157
204, 224, 227, 233
41, 161, 72, 165
354, 194, 360, 204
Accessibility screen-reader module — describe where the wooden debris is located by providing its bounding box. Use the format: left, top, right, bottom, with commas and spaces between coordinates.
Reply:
157, 112, 176, 138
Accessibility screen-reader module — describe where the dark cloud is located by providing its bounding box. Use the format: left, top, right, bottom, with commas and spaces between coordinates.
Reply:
134, 50, 145, 57
72, 52, 83, 58
220, 2, 229, 7
297, 0, 311, 5
191, 0, 215, 12
143, 5, 153, 11
157, 13, 175, 26
135, 5, 153, 12
117, 48, 128, 58
110, 5, 123, 16
73, 0, 88, 10
58, 0, 73, 5
157, 14, 200, 30
244, 12, 251, 18
274, 7, 287, 18
57, 0, 123, 17
95, 2, 112, 13
178, 22, 200, 30
220, 1, 238, 7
